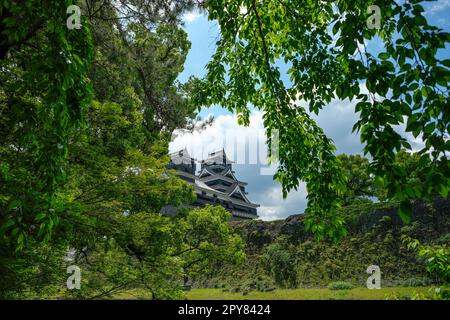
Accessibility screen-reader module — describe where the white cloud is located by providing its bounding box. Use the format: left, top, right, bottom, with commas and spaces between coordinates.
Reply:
311, 98, 363, 155
183, 10, 201, 23
256, 184, 308, 221
394, 118, 426, 153
170, 95, 425, 220
426, 0, 450, 15
170, 111, 269, 165
170, 111, 308, 220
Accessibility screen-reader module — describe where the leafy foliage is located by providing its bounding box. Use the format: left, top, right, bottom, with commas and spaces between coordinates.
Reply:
327, 281, 354, 290
337, 154, 377, 205
83, 1, 196, 135
195, 200, 449, 292
173, 205, 245, 276
337, 151, 436, 206
262, 240, 298, 288
402, 235, 450, 299
1, 0, 448, 299
0, 0, 93, 248
0, 1, 244, 299
195, 0, 450, 239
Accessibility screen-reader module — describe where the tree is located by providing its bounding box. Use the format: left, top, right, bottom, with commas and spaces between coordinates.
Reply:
262, 240, 298, 288
82, 0, 197, 136
337, 154, 375, 205
0, 0, 93, 249
194, 0, 450, 239
172, 205, 245, 279
402, 236, 450, 299
337, 151, 437, 207
0, 1, 245, 299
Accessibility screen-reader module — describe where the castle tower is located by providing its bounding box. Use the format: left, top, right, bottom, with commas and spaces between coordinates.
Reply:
167, 149, 259, 220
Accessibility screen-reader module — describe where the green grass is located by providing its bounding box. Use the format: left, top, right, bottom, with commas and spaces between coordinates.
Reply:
109, 286, 436, 300
185, 287, 435, 300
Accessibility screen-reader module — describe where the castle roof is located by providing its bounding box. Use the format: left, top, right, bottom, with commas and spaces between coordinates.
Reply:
169, 148, 195, 165
169, 149, 259, 219
201, 149, 234, 165
175, 170, 258, 206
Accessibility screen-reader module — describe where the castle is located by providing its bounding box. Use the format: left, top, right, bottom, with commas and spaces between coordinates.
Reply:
167, 148, 259, 220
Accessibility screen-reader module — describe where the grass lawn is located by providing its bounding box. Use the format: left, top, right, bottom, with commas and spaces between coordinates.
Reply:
185, 287, 436, 300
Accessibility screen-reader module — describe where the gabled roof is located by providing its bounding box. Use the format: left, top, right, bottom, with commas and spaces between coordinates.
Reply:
227, 183, 251, 203
198, 167, 216, 179
199, 174, 247, 186
175, 171, 258, 209
199, 165, 246, 184
170, 148, 195, 165
221, 167, 238, 181
194, 182, 259, 209
194, 179, 222, 194
202, 149, 234, 165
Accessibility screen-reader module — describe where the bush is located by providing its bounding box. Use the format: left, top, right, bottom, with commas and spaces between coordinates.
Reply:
399, 277, 432, 287
327, 281, 354, 290
402, 236, 450, 300
242, 275, 275, 292
261, 242, 298, 288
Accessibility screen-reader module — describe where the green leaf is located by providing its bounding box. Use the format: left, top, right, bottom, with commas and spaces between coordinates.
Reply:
35, 212, 47, 221
378, 52, 389, 60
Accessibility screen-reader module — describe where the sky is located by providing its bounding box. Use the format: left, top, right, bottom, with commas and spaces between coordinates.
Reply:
169, 2, 450, 221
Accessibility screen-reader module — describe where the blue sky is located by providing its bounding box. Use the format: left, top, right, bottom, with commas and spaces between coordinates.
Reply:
170, 2, 450, 220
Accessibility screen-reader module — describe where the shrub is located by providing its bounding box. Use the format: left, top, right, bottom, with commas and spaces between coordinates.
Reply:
261, 242, 298, 288
327, 281, 354, 290
402, 236, 450, 300
240, 275, 275, 293
399, 277, 432, 287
